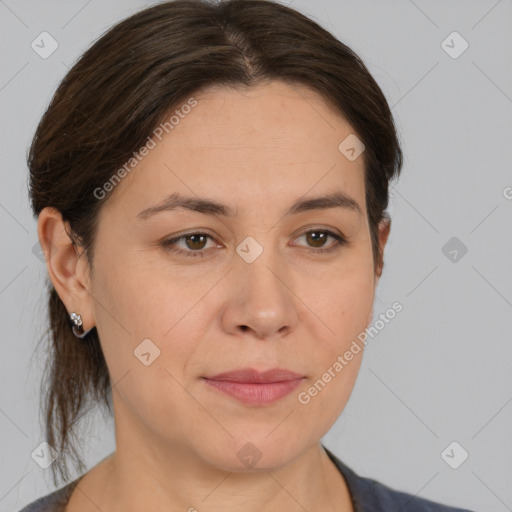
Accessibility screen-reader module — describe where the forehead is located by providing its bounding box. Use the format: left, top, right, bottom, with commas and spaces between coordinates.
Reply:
183, 80, 354, 150
100, 80, 366, 218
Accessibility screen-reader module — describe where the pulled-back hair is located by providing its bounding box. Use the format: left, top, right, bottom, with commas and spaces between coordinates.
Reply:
28, 0, 402, 486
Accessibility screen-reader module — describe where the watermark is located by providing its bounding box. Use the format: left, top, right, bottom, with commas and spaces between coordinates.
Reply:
31, 441, 58, 468
236, 236, 264, 263
441, 441, 469, 469
93, 97, 198, 200
298, 301, 403, 405
31, 31, 59, 59
441, 236, 468, 263
441, 31, 469, 60
237, 442, 263, 468
338, 133, 365, 161
133, 338, 161, 366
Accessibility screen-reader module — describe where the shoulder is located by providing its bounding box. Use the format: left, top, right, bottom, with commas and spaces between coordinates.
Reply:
17, 476, 82, 512
350, 474, 474, 512
324, 447, 474, 512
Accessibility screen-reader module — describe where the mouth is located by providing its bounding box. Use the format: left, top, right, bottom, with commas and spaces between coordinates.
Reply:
202, 367, 305, 406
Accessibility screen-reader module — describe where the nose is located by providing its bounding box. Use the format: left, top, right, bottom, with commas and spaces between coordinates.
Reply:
220, 246, 299, 341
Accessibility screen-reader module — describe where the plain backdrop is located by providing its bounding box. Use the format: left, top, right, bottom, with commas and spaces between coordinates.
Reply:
1, 1, 511, 511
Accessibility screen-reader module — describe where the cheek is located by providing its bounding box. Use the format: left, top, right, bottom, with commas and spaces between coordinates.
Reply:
89, 257, 199, 434
303, 247, 375, 346
334, 269, 374, 338
90, 243, 209, 389
297, 247, 374, 409
295, 273, 373, 431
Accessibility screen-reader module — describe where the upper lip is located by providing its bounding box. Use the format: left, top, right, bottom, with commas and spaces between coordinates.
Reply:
204, 368, 304, 383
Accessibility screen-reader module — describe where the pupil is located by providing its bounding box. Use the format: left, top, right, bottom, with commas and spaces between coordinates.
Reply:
187, 235, 206, 250
308, 231, 325, 247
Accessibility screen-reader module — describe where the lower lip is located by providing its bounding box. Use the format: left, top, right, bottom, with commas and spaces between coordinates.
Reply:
203, 378, 303, 406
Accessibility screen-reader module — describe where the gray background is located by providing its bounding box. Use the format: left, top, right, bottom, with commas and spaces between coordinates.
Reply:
1, 0, 511, 511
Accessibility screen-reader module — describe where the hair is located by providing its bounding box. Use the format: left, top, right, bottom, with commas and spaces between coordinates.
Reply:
28, 0, 402, 486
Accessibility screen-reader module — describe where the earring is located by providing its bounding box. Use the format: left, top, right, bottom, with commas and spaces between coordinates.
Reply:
70, 312, 94, 339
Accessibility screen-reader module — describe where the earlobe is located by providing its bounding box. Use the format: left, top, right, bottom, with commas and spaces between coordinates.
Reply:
37, 207, 95, 332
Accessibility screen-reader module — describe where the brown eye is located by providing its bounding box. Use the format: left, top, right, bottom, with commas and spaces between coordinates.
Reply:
305, 231, 329, 248
162, 232, 217, 258
183, 234, 208, 251
293, 229, 348, 253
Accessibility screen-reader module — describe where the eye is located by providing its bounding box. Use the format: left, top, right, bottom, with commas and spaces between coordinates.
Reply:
161, 228, 349, 259
291, 229, 348, 254
161, 232, 218, 258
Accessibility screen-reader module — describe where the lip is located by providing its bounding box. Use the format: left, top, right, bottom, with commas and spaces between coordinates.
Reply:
202, 368, 304, 406
206, 368, 303, 383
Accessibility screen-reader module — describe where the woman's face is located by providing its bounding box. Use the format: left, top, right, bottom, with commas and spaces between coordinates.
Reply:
84, 80, 386, 470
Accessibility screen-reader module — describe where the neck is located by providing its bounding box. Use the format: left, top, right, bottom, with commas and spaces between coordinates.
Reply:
67, 396, 354, 512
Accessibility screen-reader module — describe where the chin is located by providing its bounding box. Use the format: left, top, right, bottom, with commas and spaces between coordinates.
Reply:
193, 433, 310, 473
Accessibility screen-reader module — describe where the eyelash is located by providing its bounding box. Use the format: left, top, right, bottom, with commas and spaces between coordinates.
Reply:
161, 229, 349, 259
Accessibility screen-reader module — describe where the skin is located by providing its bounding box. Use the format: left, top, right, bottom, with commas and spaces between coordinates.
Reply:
39, 80, 390, 512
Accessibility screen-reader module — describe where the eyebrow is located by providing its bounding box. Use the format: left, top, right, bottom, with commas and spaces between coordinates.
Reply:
136, 191, 362, 220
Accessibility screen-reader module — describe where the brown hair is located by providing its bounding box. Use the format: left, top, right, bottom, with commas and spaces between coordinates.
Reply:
28, 0, 402, 486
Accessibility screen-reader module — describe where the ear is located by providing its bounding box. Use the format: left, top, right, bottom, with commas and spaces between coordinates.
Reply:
37, 207, 95, 332
375, 216, 391, 280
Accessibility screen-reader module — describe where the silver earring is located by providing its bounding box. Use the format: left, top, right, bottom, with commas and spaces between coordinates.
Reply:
70, 312, 94, 339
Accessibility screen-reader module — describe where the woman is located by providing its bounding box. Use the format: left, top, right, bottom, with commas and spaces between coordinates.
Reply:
20, 0, 473, 510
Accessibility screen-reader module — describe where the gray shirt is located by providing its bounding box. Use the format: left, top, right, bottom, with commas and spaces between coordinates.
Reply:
17, 446, 474, 511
